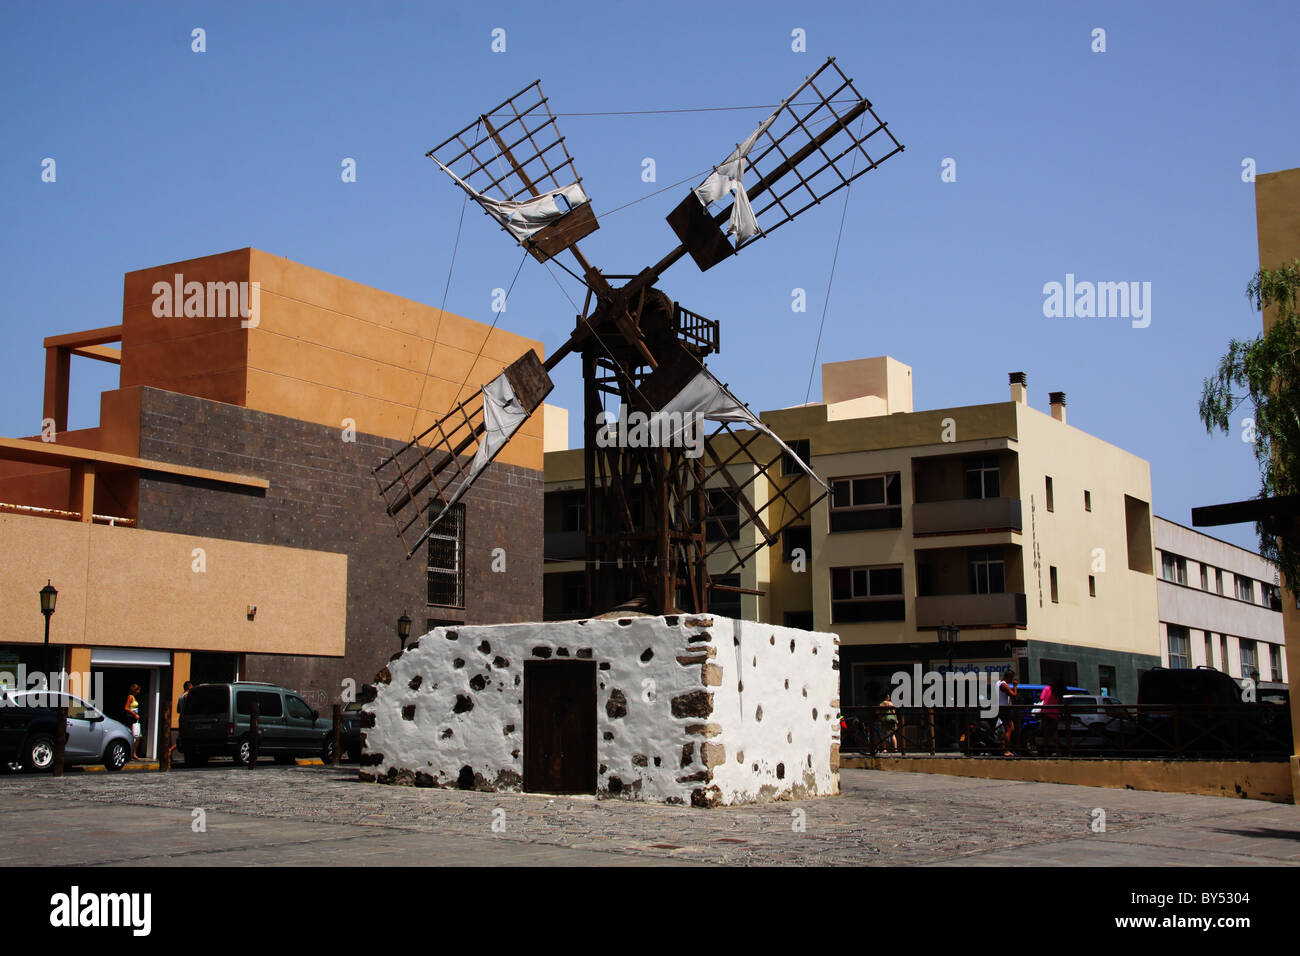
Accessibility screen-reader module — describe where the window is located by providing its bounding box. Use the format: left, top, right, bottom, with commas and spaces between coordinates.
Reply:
969, 547, 1006, 595
1084, 489, 1091, 512
781, 438, 811, 476
1270, 644, 1284, 682
1098, 665, 1116, 697
1039, 659, 1077, 687
1200, 564, 1209, 590
706, 489, 740, 541
1045, 476, 1054, 512
236, 690, 283, 718
1205, 633, 1215, 669
710, 574, 742, 618
563, 492, 584, 532
1088, 575, 1096, 597
1049, 566, 1059, 603
829, 473, 902, 532
1160, 552, 1187, 585
784, 610, 814, 630
286, 695, 314, 720
782, 525, 812, 563
1215, 568, 1224, 595
1239, 639, 1259, 681
830, 564, 905, 623
964, 455, 1000, 499
1234, 574, 1254, 603
428, 503, 466, 608
1262, 583, 1281, 610
1220, 634, 1230, 674
1166, 625, 1191, 669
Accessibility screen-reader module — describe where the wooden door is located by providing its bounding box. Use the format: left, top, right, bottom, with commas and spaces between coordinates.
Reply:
524, 660, 597, 794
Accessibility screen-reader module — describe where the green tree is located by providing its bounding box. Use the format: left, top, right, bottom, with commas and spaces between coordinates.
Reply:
1200, 259, 1300, 597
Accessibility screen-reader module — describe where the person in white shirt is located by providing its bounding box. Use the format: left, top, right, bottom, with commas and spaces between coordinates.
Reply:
997, 670, 1019, 756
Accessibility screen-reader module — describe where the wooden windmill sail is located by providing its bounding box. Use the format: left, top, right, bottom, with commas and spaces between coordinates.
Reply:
373, 57, 904, 616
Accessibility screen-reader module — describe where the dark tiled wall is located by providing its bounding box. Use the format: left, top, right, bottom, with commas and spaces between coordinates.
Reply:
134, 387, 542, 709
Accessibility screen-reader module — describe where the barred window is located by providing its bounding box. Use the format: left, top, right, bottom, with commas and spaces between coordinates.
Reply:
427, 504, 466, 608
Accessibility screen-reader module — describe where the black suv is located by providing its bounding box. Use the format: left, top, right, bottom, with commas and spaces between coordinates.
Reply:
1135, 666, 1291, 757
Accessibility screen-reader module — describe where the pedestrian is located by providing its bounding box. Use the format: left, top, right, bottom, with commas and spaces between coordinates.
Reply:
169, 681, 193, 758
997, 669, 1018, 756
1038, 678, 1066, 756
124, 683, 143, 758
879, 693, 900, 752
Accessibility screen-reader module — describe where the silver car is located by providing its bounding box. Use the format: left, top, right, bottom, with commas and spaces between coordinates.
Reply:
0, 689, 135, 771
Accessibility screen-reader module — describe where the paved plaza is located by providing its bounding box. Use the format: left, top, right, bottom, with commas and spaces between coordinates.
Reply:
3, 765, 1299, 866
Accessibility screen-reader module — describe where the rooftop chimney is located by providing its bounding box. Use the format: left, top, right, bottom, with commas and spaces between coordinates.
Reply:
1009, 371, 1027, 404
1049, 391, 1067, 423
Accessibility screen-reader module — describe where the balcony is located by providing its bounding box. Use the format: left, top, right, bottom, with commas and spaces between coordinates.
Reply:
915, 592, 1027, 628
544, 530, 585, 562
912, 497, 1021, 536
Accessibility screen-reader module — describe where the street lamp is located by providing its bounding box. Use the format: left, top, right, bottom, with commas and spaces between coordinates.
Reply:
937, 622, 959, 672
397, 612, 412, 651
39, 580, 57, 688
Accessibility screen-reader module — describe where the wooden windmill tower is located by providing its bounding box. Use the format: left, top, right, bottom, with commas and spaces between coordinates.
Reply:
374, 57, 904, 617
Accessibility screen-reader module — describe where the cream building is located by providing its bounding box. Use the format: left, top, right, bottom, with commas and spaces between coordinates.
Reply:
545, 357, 1162, 705
1154, 516, 1286, 692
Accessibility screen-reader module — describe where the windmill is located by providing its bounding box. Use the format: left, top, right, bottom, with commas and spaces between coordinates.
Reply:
373, 57, 904, 616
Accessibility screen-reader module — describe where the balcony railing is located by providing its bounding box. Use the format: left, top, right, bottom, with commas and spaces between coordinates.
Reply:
915, 592, 1027, 628
912, 497, 1021, 536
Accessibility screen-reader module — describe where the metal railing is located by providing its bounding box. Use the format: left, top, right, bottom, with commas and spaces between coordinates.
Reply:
839, 703, 1292, 759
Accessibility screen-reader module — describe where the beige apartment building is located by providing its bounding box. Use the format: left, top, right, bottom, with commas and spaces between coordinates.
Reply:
544, 357, 1162, 705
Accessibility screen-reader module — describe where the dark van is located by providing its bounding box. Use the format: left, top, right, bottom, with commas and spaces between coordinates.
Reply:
179, 682, 334, 766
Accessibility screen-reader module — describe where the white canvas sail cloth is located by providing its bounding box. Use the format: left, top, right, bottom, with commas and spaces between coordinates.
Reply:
432, 157, 589, 242
693, 97, 786, 244
429, 372, 529, 527
653, 369, 828, 489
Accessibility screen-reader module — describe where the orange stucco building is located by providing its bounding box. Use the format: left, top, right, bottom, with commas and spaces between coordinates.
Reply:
0, 249, 546, 760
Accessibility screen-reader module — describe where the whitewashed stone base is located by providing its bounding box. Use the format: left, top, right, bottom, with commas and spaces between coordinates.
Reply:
360, 614, 841, 806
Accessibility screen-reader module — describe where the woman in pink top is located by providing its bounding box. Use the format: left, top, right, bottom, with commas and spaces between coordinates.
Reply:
1038, 678, 1067, 756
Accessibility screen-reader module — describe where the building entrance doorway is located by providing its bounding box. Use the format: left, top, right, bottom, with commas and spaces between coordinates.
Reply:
523, 660, 596, 794
99, 667, 157, 758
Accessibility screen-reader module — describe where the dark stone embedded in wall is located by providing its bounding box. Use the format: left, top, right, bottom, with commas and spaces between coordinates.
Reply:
408, 675, 423, 690
672, 691, 713, 718
401, 704, 416, 721
469, 674, 487, 691
454, 695, 474, 713
532, 647, 552, 658
133, 387, 542, 710
606, 689, 628, 719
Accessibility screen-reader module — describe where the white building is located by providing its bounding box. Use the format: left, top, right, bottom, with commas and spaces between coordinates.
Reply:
1155, 517, 1287, 690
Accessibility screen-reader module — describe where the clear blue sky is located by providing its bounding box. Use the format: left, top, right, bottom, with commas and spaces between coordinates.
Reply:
3, 0, 1298, 552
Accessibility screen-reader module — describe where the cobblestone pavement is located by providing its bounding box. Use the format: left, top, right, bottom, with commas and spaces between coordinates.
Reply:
3, 765, 1300, 866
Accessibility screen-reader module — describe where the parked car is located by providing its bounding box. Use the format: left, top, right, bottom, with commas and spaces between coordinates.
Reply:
321, 701, 363, 764
0, 689, 134, 772
1062, 693, 1125, 734
178, 682, 335, 766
